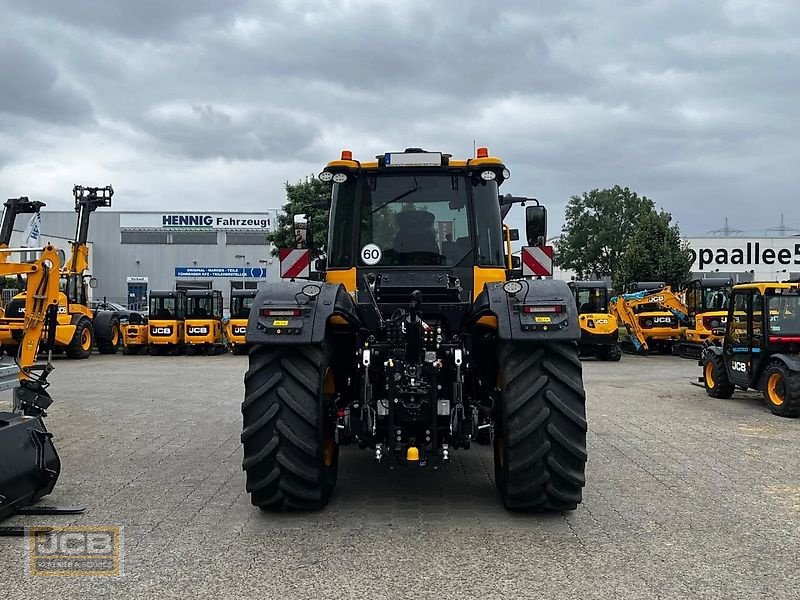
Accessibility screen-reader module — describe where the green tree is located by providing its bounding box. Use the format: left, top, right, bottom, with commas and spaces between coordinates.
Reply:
614, 206, 693, 289
266, 176, 330, 258
555, 186, 653, 279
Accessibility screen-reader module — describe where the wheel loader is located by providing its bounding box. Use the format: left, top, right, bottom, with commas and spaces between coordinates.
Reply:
148, 290, 186, 355
702, 281, 800, 417
0, 186, 119, 359
184, 289, 225, 354
568, 281, 621, 361
0, 244, 63, 521
241, 147, 588, 512
226, 288, 256, 355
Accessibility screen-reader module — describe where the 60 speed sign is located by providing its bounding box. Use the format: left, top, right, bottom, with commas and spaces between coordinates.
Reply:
361, 243, 382, 265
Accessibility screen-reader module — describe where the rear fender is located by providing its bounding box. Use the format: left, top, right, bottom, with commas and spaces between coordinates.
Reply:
767, 353, 800, 374
469, 280, 579, 342
246, 282, 360, 345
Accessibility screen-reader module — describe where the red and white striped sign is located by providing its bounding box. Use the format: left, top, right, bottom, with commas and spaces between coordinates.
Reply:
279, 248, 311, 278
522, 245, 553, 277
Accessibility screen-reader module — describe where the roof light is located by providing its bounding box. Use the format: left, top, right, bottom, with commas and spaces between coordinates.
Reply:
476, 147, 489, 158
318, 171, 333, 182
341, 150, 353, 160
502, 168, 510, 179
332, 173, 348, 184
480, 170, 496, 181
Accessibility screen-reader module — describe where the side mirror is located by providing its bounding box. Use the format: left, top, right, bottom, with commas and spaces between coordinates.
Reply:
89, 277, 98, 289
508, 228, 520, 242
525, 205, 547, 246
314, 257, 327, 272
293, 213, 309, 248
511, 256, 521, 269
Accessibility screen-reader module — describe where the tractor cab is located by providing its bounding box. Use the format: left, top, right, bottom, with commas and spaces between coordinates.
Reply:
226, 289, 256, 354
702, 282, 800, 417
568, 281, 620, 361
148, 290, 186, 355
184, 289, 224, 354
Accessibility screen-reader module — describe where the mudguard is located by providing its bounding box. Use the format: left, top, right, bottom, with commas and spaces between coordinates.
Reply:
768, 353, 800, 374
246, 281, 360, 345
470, 280, 580, 342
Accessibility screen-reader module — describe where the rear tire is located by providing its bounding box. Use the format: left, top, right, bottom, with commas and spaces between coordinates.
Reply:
65, 318, 93, 359
96, 317, 121, 355
242, 344, 338, 511
703, 354, 734, 399
763, 363, 800, 418
493, 341, 587, 511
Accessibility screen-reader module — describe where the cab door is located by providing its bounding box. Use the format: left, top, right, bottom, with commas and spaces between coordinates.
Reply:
723, 290, 756, 386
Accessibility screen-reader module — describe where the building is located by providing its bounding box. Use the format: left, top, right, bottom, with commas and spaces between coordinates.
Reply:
687, 236, 800, 282
9, 210, 281, 312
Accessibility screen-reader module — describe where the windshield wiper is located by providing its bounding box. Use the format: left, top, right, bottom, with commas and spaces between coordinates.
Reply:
369, 177, 419, 215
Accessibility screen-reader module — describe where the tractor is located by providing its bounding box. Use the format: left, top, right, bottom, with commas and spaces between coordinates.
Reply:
568, 281, 621, 361
701, 282, 800, 417
241, 147, 587, 512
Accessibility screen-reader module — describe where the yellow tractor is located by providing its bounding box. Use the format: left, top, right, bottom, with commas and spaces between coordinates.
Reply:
568, 281, 621, 361
226, 289, 256, 355
240, 147, 588, 512
184, 289, 225, 355
148, 290, 186, 355
0, 186, 118, 358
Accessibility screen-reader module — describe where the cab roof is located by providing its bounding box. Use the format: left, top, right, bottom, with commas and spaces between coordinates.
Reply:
150, 290, 185, 298
323, 147, 507, 176
733, 282, 800, 294
231, 289, 258, 297
691, 277, 732, 288
185, 289, 221, 298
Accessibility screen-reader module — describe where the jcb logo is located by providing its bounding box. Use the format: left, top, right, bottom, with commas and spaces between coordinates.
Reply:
17, 306, 68, 315
649, 295, 665, 303
653, 317, 673, 324
151, 327, 172, 335
731, 361, 748, 373
232, 326, 247, 335
595, 319, 608, 324
187, 326, 209, 335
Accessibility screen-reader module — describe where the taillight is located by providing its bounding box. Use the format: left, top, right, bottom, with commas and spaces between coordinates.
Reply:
261, 308, 301, 317
522, 305, 564, 314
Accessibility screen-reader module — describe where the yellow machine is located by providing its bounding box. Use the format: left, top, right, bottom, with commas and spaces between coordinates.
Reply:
675, 278, 730, 357
0, 197, 46, 322
226, 289, 256, 355
568, 281, 621, 361
0, 186, 118, 359
611, 282, 682, 354
122, 312, 149, 355
148, 290, 186, 355
184, 289, 225, 354
0, 244, 63, 520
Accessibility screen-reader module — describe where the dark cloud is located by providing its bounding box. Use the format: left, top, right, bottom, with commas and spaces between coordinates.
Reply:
0, 0, 797, 235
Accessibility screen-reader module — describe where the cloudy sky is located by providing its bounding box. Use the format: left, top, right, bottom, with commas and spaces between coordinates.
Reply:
0, 0, 797, 236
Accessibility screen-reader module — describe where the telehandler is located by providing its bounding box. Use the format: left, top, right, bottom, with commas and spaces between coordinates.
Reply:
241, 147, 587, 512
148, 290, 186, 355
0, 244, 63, 521
568, 281, 621, 361
226, 288, 256, 354
184, 289, 225, 354
0, 186, 118, 358
702, 281, 800, 417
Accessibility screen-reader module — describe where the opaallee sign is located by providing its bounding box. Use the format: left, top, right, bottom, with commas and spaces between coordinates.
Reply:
120, 212, 276, 231
688, 238, 800, 271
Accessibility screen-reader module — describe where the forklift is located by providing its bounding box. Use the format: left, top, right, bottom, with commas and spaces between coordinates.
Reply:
702, 281, 800, 417
148, 290, 186, 355
226, 289, 257, 355
184, 289, 225, 354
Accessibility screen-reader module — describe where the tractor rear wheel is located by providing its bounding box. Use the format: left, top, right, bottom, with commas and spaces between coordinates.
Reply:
703, 354, 734, 399
241, 344, 338, 511
763, 364, 800, 418
65, 318, 93, 359
96, 317, 121, 355
493, 341, 587, 511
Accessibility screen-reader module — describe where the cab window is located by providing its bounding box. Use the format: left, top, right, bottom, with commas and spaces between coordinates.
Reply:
729, 292, 749, 346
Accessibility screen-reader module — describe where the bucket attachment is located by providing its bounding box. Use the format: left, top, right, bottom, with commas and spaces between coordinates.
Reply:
0, 411, 61, 522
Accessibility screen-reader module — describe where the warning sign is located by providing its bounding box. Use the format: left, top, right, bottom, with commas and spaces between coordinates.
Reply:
279, 248, 311, 279
522, 245, 553, 277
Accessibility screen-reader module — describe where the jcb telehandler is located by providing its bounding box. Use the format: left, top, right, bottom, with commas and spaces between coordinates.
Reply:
226, 288, 256, 354
0, 244, 63, 521
0, 186, 119, 358
184, 289, 225, 354
148, 290, 187, 355
702, 282, 800, 417
241, 147, 588, 512
568, 281, 621, 361
0, 196, 46, 324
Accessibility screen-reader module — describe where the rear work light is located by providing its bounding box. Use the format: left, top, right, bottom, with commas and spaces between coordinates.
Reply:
522, 305, 564, 314
261, 308, 301, 317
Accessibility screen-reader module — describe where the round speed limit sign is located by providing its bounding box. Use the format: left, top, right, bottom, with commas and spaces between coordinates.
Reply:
361, 243, 382, 265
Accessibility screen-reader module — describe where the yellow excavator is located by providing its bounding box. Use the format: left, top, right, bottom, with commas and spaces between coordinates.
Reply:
611, 282, 682, 354
0, 244, 63, 521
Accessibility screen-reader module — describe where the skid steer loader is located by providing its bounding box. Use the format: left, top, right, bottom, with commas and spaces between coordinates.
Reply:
568, 281, 621, 361
226, 289, 256, 355
0, 244, 63, 521
148, 290, 186, 355
241, 147, 588, 512
184, 289, 225, 354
